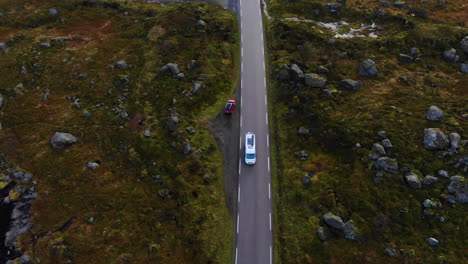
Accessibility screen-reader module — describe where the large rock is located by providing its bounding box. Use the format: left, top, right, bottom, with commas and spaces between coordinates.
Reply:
423, 175, 438, 185
358, 59, 378, 77
317, 226, 331, 241
428, 237, 439, 246
426, 106, 444, 121
304, 73, 326, 88
423, 128, 449, 150
372, 143, 386, 156
161, 63, 180, 76
343, 221, 362, 241
461, 36, 468, 54
449, 132, 460, 149
50, 132, 78, 149
322, 212, 345, 230
290, 64, 304, 80
405, 173, 422, 189
443, 49, 459, 63
447, 176, 467, 203
375, 157, 399, 174
339, 79, 362, 91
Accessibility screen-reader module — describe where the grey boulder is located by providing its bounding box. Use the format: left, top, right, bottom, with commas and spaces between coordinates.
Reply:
398, 54, 413, 63
443, 48, 459, 63
290, 64, 304, 80
375, 157, 399, 174
344, 221, 362, 241
423, 175, 438, 185
461, 64, 468, 74
381, 139, 393, 148
114, 60, 128, 69
426, 105, 444, 121
405, 173, 422, 189
304, 73, 326, 88
372, 143, 386, 156
161, 63, 180, 76
428, 237, 439, 246
449, 132, 460, 149
322, 212, 345, 230
358, 59, 378, 77
50, 132, 78, 149
461, 36, 468, 54
87, 161, 100, 170
339, 79, 362, 91
423, 128, 449, 150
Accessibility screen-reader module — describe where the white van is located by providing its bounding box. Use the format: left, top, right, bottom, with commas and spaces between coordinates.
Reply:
245, 132, 256, 165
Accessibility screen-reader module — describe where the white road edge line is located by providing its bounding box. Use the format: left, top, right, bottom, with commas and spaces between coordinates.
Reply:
239, 159, 241, 174
267, 133, 269, 147
265, 94, 267, 105
264, 77, 266, 87
241, 63, 243, 73
269, 212, 272, 231
238, 185, 241, 203
240, 115, 243, 127
267, 156, 270, 172
235, 247, 238, 264
241, 96, 243, 108
266, 112, 268, 125
241, 47, 243, 57
237, 213, 240, 234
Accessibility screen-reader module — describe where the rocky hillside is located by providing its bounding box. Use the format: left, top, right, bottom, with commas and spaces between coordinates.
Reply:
265, 0, 467, 263
0, 0, 238, 263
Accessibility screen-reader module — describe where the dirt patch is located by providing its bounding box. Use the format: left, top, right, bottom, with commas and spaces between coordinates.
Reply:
210, 81, 240, 216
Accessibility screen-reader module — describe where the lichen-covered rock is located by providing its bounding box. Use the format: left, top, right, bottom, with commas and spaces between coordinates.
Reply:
343, 220, 362, 241
426, 105, 444, 121
161, 63, 180, 76
304, 73, 327, 88
423, 175, 438, 185
405, 173, 422, 189
339, 79, 362, 91
50, 132, 78, 149
461, 36, 468, 54
317, 226, 331, 241
322, 212, 345, 230
443, 48, 459, 63
372, 143, 386, 156
375, 157, 398, 174
423, 128, 449, 150
358, 59, 378, 77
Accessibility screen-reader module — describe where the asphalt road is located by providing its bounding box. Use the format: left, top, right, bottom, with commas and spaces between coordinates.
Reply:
235, 0, 272, 263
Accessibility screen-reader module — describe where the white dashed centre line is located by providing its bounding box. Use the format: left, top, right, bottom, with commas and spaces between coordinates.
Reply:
265, 94, 267, 105
266, 112, 268, 125
268, 183, 271, 199
269, 212, 272, 231
238, 185, 241, 203
237, 213, 240, 234
267, 133, 269, 147
235, 248, 238, 264
270, 246, 272, 264
240, 115, 243, 127
267, 156, 270, 172
239, 159, 241, 174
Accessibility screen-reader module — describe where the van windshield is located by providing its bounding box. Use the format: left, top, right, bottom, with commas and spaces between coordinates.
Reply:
246, 154, 256, 159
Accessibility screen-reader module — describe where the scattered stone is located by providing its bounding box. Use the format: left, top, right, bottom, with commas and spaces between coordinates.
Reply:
381, 139, 393, 148
385, 246, 397, 256
158, 188, 170, 199
443, 48, 459, 63
161, 63, 180, 76
372, 143, 386, 156
358, 59, 378, 77
144, 129, 151, 138
422, 198, 441, 208
423, 175, 438, 185
377, 131, 387, 138
461, 36, 468, 54
297, 126, 310, 136
192, 82, 203, 95
277, 64, 290, 80
426, 105, 444, 121
0, 93, 4, 107
40, 42, 51, 49
325, 3, 343, 14
167, 116, 179, 131
0, 42, 7, 53
87, 216, 94, 224
294, 150, 309, 161
410, 7, 428, 19
20, 65, 28, 74
290, 64, 304, 80
114, 60, 128, 69
186, 60, 197, 70
438, 170, 449, 178
322, 212, 345, 230
317, 66, 329, 74
176, 72, 185, 80
405, 173, 422, 189
304, 73, 327, 88
449, 133, 461, 149
184, 144, 191, 154
375, 157, 399, 174
398, 54, 413, 63
51, 37, 69, 42
317, 226, 331, 241
78, 73, 88, 79
327, 39, 336, 45
87, 161, 99, 170
339, 79, 362, 91
302, 175, 311, 185
50, 132, 78, 149
196, 19, 207, 30
343, 221, 361, 241
393, 1, 405, 8
461, 64, 468, 74
428, 237, 439, 246
423, 128, 449, 150
48, 9, 58, 15
186, 127, 196, 134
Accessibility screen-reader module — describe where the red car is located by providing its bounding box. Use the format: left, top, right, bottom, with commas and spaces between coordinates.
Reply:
224, 99, 236, 114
